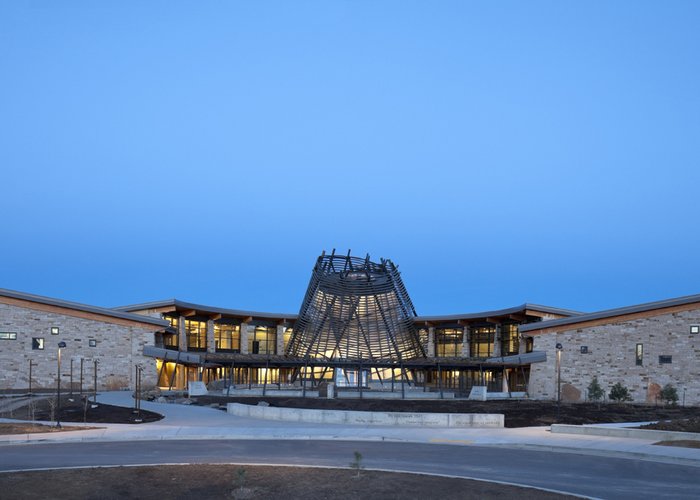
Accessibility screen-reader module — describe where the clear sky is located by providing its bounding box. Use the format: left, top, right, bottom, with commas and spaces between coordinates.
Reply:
2, 1, 699, 315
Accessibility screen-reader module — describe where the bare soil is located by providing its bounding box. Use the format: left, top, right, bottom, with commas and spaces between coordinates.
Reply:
640, 417, 700, 433
0, 423, 98, 434
0, 464, 574, 499
0, 396, 163, 425
196, 396, 700, 428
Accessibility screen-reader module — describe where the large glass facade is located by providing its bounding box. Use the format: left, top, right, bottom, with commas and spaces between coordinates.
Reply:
470, 325, 495, 357
215, 323, 240, 352
186, 319, 207, 351
435, 328, 463, 357
249, 326, 276, 355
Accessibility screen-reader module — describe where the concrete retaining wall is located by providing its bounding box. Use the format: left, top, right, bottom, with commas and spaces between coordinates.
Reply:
222, 389, 319, 398
227, 403, 504, 427
551, 424, 700, 442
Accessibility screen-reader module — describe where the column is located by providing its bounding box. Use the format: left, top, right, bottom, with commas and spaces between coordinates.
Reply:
206, 319, 215, 354
427, 327, 436, 358
492, 324, 502, 358
276, 324, 285, 355
178, 316, 187, 352
462, 325, 470, 357
240, 322, 250, 354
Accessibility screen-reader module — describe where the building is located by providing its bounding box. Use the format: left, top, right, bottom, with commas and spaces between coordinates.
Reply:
2, 251, 699, 404
0, 288, 168, 392
521, 294, 700, 404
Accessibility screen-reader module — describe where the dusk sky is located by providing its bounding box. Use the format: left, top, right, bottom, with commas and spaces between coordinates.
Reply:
2, 2, 699, 316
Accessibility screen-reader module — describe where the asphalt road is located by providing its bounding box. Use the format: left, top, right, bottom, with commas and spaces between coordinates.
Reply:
2, 440, 699, 499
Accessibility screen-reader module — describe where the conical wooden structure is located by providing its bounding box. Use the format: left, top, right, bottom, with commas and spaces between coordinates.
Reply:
286, 251, 425, 361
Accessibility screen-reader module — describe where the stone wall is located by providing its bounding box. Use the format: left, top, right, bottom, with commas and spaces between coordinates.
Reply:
529, 308, 700, 404
0, 302, 158, 391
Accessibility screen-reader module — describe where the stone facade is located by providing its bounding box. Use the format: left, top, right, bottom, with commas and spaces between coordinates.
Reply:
528, 307, 700, 404
0, 302, 159, 391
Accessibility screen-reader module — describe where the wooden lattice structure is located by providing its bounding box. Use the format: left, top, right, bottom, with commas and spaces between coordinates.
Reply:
286, 251, 426, 361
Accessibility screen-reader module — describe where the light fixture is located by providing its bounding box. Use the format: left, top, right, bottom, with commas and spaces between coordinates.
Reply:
51, 327, 60, 335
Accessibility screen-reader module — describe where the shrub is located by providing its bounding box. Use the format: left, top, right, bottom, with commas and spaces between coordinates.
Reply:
659, 384, 679, 406
587, 377, 605, 403
349, 451, 364, 478
609, 382, 632, 403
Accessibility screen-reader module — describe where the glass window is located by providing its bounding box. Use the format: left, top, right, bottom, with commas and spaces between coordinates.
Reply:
32, 337, 44, 350
501, 323, 520, 356
162, 315, 179, 349
635, 344, 643, 366
470, 326, 495, 357
0, 332, 17, 340
185, 319, 207, 351
436, 328, 463, 357
249, 326, 276, 355
659, 355, 672, 364
214, 323, 240, 352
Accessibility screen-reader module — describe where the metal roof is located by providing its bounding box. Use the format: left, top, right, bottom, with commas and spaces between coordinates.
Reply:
0, 288, 170, 328
115, 299, 298, 321
415, 303, 583, 323
519, 293, 700, 333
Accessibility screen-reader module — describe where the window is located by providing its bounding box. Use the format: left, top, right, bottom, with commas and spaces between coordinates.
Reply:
89, 339, 97, 347
580, 346, 589, 354
691, 325, 700, 334
32, 337, 44, 350
659, 355, 672, 364
525, 337, 534, 353
249, 326, 276, 354
470, 325, 495, 357
635, 344, 643, 366
214, 323, 240, 352
162, 315, 179, 349
0, 332, 17, 340
51, 327, 59, 335
436, 328, 463, 357
501, 323, 520, 356
185, 319, 207, 351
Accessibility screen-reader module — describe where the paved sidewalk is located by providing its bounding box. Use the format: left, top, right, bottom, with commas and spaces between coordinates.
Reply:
2, 391, 699, 466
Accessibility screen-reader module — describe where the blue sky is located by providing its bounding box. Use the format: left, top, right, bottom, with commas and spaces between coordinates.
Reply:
2, 2, 699, 315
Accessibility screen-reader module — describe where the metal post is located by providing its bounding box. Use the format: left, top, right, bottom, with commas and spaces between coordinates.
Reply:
28, 360, 33, 396
302, 358, 308, 398
93, 359, 98, 403
438, 363, 443, 399
400, 362, 405, 400
80, 358, 84, 395
556, 349, 562, 403
56, 342, 66, 428
263, 357, 269, 396
358, 361, 363, 399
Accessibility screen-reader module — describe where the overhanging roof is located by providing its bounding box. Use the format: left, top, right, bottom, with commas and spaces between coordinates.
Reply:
0, 288, 169, 328
415, 303, 582, 323
115, 299, 298, 322
520, 293, 700, 333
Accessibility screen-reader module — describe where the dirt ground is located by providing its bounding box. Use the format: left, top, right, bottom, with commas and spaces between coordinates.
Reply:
197, 395, 700, 429
0, 464, 574, 500
641, 417, 700, 433
0, 423, 97, 434
0, 396, 162, 425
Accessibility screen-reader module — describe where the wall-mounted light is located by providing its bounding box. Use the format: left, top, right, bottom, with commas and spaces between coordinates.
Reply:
51, 327, 60, 335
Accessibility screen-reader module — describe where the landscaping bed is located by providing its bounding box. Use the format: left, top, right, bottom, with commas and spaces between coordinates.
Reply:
0, 396, 162, 425
196, 396, 699, 428
0, 464, 573, 500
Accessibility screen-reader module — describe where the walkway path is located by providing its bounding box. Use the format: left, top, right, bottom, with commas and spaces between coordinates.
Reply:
1, 391, 699, 466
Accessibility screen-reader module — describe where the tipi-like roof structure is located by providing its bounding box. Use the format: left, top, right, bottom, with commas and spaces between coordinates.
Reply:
286, 251, 425, 361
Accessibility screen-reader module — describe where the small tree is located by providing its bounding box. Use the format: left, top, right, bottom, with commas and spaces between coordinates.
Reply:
659, 384, 678, 406
349, 451, 364, 478
588, 377, 605, 407
609, 382, 632, 403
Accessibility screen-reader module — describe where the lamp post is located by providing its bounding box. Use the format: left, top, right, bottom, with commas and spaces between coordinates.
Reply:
555, 343, 563, 404
56, 341, 67, 428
